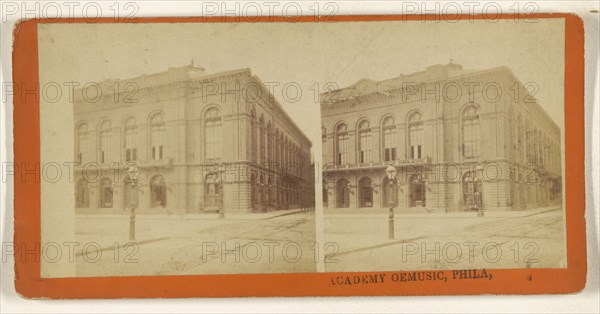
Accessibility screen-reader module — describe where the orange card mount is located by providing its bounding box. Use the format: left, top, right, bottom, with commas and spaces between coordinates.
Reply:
12, 14, 585, 298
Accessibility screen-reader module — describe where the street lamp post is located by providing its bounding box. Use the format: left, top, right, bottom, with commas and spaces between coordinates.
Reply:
266, 183, 271, 212
126, 166, 139, 241
385, 164, 398, 240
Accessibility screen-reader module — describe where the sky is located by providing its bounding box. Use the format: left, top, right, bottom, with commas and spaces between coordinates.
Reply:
38, 18, 565, 150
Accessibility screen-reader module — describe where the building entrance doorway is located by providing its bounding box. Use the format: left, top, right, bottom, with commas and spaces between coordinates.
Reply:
150, 175, 167, 208
463, 171, 482, 210
336, 178, 350, 208
409, 174, 426, 207
205, 173, 223, 210
99, 178, 113, 208
359, 177, 374, 208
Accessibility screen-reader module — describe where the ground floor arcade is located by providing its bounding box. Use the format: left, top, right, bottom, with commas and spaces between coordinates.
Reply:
74, 162, 315, 214
322, 161, 561, 212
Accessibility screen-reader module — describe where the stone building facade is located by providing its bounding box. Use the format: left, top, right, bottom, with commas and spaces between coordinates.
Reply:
321, 63, 562, 213
73, 65, 314, 214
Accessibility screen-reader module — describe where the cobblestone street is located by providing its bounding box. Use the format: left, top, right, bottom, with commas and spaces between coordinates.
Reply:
75, 211, 316, 277
324, 207, 565, 272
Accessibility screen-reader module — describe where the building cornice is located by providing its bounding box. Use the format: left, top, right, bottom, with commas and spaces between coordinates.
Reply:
321, 66, 510, 111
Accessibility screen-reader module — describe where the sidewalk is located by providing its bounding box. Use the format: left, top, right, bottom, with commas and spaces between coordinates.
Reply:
324, 206, 565, 271
324, 205, 561, 219
74, 209, 313, 256
76, 208, 311, 221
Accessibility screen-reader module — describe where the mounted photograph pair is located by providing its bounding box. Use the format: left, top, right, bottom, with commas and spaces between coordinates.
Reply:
11, 14, 586, 298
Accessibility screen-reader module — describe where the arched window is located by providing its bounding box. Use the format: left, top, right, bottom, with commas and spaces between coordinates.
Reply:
251, 109, 257, 162
335, 123, 348, 165
99, 177, 113, 208
260, 115, 265, 164
533, 128, 539, 165
285, 138, 290, 167
525, 121, 533, 163
123, 117, 137, 162
75, 123, 89, 164
274, 129, 280, 165
99, 120, 113, 164
517, 114, 523, 162
150, 175, 167, 208
267, 122, 272, 163
204, 107, 222, 160
461, 106, 480, 158
75, 179, 89, 208
358, 120, 371, 164
509, 108, 515, 158
279, 134, 284, 167
382, 116, 397, 161
537, 131, 543, 166
321, 127, 327, 165
408, 112, 423, 159
149, 113, 165, 160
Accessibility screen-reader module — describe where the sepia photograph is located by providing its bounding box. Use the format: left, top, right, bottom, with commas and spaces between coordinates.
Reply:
4, 0, 597, 307
35, 18, 569, 279
319, 19, 567, 272
37, 23, 322, 277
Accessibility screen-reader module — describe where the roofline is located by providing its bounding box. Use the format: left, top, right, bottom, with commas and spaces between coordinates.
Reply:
320, 66, 512, 100
249, 75, 312, 147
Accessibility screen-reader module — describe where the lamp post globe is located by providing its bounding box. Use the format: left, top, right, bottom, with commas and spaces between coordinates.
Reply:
385, 164, 397, 181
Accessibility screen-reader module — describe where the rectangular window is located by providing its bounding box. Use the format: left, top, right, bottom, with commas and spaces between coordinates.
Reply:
205, 120, 222, 160
126, 148, 138, 162
151, 146, 164, 160
409, 125, 423, 159
125, 128, 137, 161
336, 135, 348, 165
384, 148, 397, 161
359, 131, 371, 164
151, 124, 165, 160
463, 120, 480, 158
100, 132, 112, 163
322, 138, 327, 165
76, 132, 89, 164
384, 129, 397, 161
152, 145, 164, 160
260, 133, 265, 164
